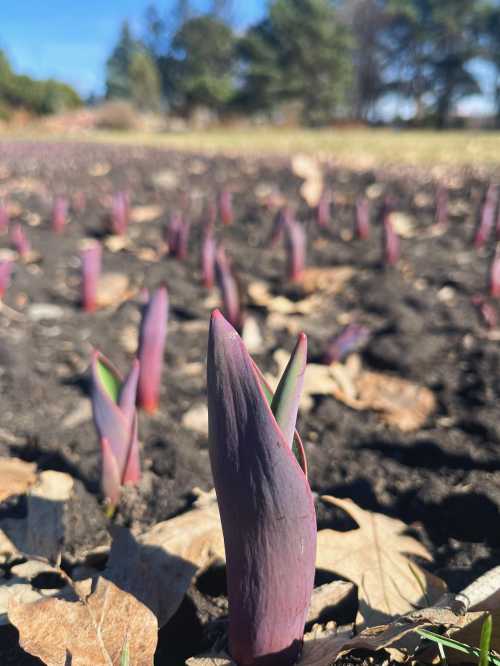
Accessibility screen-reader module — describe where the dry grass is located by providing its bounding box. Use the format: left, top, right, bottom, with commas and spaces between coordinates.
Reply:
2, 126, 500, 166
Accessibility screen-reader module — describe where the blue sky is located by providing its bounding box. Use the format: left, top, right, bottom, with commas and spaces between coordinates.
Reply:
0, 1, 265, 97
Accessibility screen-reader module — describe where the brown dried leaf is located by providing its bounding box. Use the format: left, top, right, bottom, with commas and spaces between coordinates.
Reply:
316, 496, 446, 626
137, 489, 224, 626
95, 273, 131, 309
0, 458, 37, 502
130, 205, 163, 224
0, 560, 61, 625
331, 362, 436, 432
186, 603, 485, 666
9, 576, 157, 666
88, 162, 111, 177
299, 267, 354, 295
247, 280, 320, 315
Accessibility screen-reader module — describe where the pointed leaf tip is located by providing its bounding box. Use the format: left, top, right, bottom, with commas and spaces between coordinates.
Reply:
271, 333, 307, 450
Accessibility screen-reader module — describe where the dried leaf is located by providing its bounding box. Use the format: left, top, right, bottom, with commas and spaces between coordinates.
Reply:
95, 273, 131, 309
390, 212, 417, 238
316, 496, 446, 626
299, 267, 354, 295
0, 560, 61, 625
137, 489, 224, 626
0, 457, 37, 502
26, 471, 74, 561
182, 404, 209, 436
306, 581, 354, 625
88, 162, 111, 177
248, 280, 320, 315
332, 364, 436, 431
129, 205, 163, 224
9, 576, 157, 666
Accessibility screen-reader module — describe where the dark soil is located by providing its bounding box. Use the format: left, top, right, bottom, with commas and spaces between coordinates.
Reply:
0, 140, 499, 665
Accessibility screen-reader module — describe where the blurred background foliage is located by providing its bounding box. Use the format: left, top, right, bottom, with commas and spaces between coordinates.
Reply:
3, 0, 500, 129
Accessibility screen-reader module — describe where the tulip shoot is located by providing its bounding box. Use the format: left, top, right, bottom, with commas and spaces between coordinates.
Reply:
355, 196, 370, 239
284, 219, 306, 282
80, 239, 102, 312
215, 245, 242, 332
207, 311, 316, 666
91, 352, 141, 508
52, 196, 68, 234
475, 184, 498, 250
137, 285, 169, 413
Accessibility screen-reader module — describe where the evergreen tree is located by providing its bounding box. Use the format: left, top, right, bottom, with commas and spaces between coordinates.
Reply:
168, 15, 236, 114
238, 0, 354, 125
105, 21, 138, 100
129, 49, 162, 110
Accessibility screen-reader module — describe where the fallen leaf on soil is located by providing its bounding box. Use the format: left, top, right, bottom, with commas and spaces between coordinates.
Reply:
0, 560, 62, 625
137, 488, 225, 626
104, 235, 130, 252
151, 168, 179, 190
88, 161, 110, 177
241, 316, 263, 353
119, 325, 139, 353
390, 212, 417, 238
365, 183, 384, 199
182, 404, 209, 436
247, 280, 320, 315
186, 597, 485, 666
331, 357, 436, 431
0, 457, 37, 503
291, 154, 324, 207
9, 575, 157, 666
95, 272, 131, 309
298, 266, 354, 295
26, 471, 74, 561
306, 581, 354, 625
130, 204, 163, 223
316, 496, 446, 626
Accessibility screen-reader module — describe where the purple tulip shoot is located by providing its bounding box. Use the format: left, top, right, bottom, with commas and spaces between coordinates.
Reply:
474, 184, 498, 250
91, 352, 141, 508
10, 223, 30, 258
72, 191, 86, 214
215, 245, 242, 332
52, 196, 68, 234
219, 189, 234, 226
0, 259, 13, 300
270, 205, 292, 248
80, 239, 102, 312
322, 323, 371, 365
472, 294, 497, 329
202, 224, 217, 289
435, 185, 448, 229
207, 311, 316, 665
137, 285, 168, 414
0, 201, 9, 234
355, 196, 370, 239
383, 211, 400, 266
490, 246, 500, 299
166, 211, 183, 257
111, 191, 129, 236
316, 190, 331, 228
284, 219, 306, 282
176, 217, 191, 261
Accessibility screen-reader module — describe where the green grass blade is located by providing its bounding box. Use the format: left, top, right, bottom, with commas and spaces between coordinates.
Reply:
120, 638, 130, 666
480, 614, 493, 666
417, 627, 500, 666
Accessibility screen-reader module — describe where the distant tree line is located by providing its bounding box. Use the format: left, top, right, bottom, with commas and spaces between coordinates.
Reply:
101, 0, 500, 128
0, 50, 81, 119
